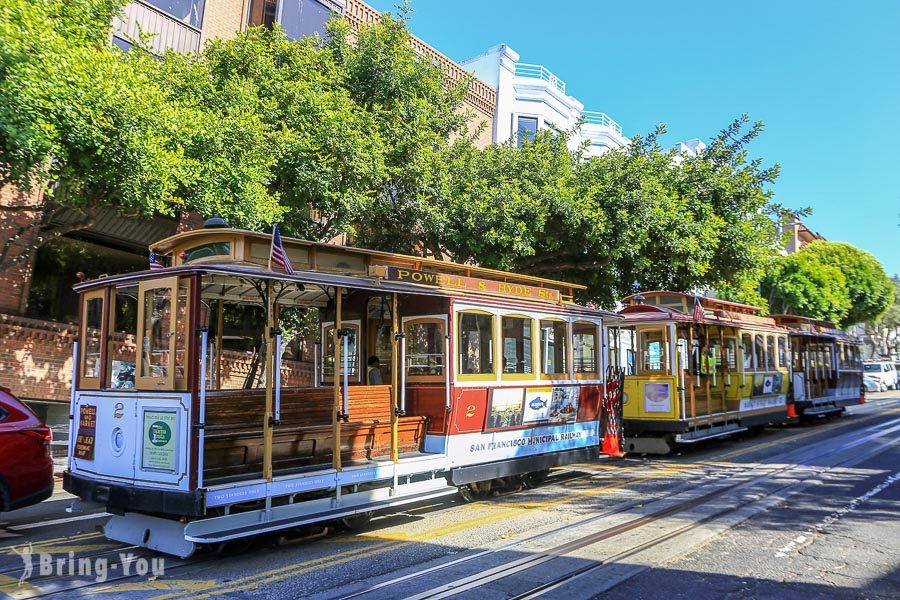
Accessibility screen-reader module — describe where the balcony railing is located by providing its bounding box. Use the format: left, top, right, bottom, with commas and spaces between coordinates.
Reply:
582, 111, 623, 136
514, 63, 566, 94
113, 1, 201, 54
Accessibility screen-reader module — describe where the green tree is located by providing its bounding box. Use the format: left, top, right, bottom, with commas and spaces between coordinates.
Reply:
0, 0, 282, 272
760, 250, 851, 324
325, 11, 473, 254
155, 25, 386, 243
759, 241, 892, 326
794, 241, 893, 326
433, 118, 785, 308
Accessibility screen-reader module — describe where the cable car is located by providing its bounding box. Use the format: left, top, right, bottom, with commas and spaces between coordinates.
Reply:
771, 315, 864, 418
63, 224, 621, 557
616, 292, 790, 454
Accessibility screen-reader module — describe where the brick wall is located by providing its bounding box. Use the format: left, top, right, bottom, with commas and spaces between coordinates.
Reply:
219, 350, 314, 389
0, 185, 44, 315
0, 313, 313, 404
0, 314, 76, 403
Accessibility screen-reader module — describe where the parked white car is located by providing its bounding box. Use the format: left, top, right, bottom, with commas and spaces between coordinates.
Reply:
863, 374, 881, 393
863, 361, 898, 392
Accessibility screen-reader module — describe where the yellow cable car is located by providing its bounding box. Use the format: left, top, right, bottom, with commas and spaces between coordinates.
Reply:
617, 292, 790, 454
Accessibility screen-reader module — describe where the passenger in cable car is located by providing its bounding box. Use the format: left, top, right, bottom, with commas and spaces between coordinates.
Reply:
367, 355, 383, 385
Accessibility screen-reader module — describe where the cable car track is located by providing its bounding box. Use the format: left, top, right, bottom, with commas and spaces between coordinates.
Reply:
6, 406, 897, 598
336, 416, 900, 600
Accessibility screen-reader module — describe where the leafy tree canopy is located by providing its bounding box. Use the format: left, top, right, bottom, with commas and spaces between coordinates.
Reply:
0, 0, 281, 270
760, 240, 892, 327
2, 1, 793, 313
797, 241, 894, 326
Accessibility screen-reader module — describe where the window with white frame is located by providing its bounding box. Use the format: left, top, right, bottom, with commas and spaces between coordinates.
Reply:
516, 116, 538, 147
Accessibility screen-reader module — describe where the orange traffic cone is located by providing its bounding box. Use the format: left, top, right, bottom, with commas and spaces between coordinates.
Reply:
859, 395, 866, 404
786, 403, 798, 418
601, 433, 626, 457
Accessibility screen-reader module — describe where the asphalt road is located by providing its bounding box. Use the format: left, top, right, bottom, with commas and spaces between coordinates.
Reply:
1, 392, 898, 600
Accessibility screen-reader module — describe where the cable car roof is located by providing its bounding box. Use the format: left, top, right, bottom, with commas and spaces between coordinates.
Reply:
73, 263, 620, 320
770, 315, 859, 342
149, 227, 587, 294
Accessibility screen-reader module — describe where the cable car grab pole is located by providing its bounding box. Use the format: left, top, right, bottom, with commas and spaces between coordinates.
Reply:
198, 328, 208, 489
274, 331, 282, 423
333, 287, 342, 473
263, 281, 275, 482
391, 293, 399, 464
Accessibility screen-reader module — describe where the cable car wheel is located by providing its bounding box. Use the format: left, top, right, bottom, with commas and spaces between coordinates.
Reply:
521, 469, 550, 489
457, 480, 492, 502
335, 511, 374, 531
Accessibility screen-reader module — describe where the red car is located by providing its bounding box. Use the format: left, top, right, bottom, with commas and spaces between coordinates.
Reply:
0, 387, 54, 512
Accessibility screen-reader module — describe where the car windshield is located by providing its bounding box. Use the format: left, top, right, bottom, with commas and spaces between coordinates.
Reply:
863, 364, 881, 372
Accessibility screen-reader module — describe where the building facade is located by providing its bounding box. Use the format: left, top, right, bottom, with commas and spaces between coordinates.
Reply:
460, 44, 628, 158
0, 0, 496, 452
111, 0, 496, 146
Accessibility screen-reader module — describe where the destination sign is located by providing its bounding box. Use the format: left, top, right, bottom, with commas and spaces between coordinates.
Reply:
379, 266, 561, 303
74, 404, 96, 460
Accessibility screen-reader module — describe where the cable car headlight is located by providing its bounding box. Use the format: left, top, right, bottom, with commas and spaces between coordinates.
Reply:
111, 427, 126, 457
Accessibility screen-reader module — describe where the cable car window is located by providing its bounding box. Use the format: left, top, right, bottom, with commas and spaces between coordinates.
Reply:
141, 287, 172, 379
83, 296, 104, 380
368, 298, 394, 383
183, 241, 231, 263
638, 328, 667, 374
754, 335, 765, 372
323, 323, 360, 380
573, 322, 599, 375
406, 319, 444, 379
766, 336, 776, 370
109, 285, 138, 389
607, 327, 619, 370
777, 336, 787, 369
623, 328, 637, 376
502, 316, 533, 375
459, 312, 494, 375
725, 338, 737, 371
710, 339, 721, 373
741, 333, 753, 371
540, 320, 567, 377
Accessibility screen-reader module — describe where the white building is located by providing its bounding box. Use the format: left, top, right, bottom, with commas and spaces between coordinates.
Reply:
461, 44, 629, 158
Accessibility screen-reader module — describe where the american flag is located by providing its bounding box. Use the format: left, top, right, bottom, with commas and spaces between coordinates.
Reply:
269, 224, 294, 274
692, 295, 705, 322
149, 251, 164, 270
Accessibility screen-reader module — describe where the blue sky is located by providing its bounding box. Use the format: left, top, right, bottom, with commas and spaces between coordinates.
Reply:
367, 0, 900, 276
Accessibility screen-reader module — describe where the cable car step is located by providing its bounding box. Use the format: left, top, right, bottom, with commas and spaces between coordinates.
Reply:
105, 513, 197, 559
676, 424, 747, 444
185, 478, 456, 545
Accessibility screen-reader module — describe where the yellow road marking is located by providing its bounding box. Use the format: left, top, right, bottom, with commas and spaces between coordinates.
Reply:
137, 408, 900, 598
0, 574, 44, 600
92, 579, 219, 593
0, 532, 101, 554
155, 465, 695, 600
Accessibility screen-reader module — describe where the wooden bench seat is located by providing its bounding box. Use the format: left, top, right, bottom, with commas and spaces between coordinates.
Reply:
201, 386, 427, 484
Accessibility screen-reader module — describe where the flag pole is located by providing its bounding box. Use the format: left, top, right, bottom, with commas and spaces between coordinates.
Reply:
268, 224, 275, 271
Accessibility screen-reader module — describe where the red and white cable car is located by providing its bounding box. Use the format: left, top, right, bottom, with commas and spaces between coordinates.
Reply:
64, 225, 622, 557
